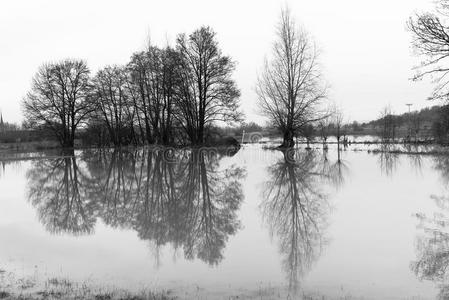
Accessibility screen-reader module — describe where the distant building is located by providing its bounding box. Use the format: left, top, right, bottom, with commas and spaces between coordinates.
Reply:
0, 110, 14, 132
0, 110, 4, 132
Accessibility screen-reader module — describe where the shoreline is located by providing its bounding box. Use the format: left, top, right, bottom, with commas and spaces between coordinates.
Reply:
0, 140, 449, 161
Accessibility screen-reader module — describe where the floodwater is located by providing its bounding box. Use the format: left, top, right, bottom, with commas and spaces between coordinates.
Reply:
0, 144, 448, 299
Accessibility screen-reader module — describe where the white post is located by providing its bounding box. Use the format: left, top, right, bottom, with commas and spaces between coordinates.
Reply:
241, 130, 245, 144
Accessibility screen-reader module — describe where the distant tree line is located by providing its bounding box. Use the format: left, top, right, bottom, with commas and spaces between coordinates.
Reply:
251, 103, 449, 146
22, 26, 242, 148
366, 105, 449, 143
365, 105, 440, 129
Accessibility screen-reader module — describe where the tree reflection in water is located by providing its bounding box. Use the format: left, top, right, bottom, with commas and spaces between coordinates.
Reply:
319, 150, 349, 190
26, 147, 245, 266
412, 155, 449, 299
374, 144, 427, 177
377, 144, 400, 176
261, 149, 336, 296
27, 154, 96, 235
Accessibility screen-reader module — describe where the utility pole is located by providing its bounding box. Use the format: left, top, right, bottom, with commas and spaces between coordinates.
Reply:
406, 103, 413, 140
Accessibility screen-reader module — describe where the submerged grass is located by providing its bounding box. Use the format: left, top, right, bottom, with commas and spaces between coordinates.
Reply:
0, 288, 175, 300
0, 274, 175, 300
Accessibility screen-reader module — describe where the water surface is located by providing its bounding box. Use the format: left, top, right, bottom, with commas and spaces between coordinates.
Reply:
0, 145, 448, 299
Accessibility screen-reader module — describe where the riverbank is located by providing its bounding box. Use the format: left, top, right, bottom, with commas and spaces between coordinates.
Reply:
0, 141, 61, 153
1, 140, 449, 161
0, 272, 366, 300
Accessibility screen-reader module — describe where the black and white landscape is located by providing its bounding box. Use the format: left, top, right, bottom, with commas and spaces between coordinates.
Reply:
2, 0, 449, 299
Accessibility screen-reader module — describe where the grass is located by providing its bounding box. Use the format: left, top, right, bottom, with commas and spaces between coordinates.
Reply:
0, 288, 175, 300
0, 274, 175, 300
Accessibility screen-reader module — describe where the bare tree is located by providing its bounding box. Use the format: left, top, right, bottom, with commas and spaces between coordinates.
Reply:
333, 106, 344, 150
379, 105, 397, 142
256, 7, 327, 148
408, 1, 449, 100
92, 65, 131, 146
318, 118, 330, 150
300, 124, 314, 149
127, 47, 166, 144
159, 47, 183, 144
22, 59, 93, 147
176, 26, 242, 145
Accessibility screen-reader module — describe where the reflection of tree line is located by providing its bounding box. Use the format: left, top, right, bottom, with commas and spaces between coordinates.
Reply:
411, 155, 449, 299
363, 147, 449, 297
261, 149, 345, 296
319, 150, 349, 189
370, 147, 449, 297
0, 159, 24, 179
412, 195, 449, 299
26, 147, 348, 293
27, 156, 95, 235
374, 144, 426, 176
26, 148, 245, 265
262, 148, 449, 297
0, 161, 9, 178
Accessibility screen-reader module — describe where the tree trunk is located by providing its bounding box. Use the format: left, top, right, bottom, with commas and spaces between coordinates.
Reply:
280, 129, 295, 148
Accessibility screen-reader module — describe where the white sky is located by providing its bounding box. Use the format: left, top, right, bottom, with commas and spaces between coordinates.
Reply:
0, 0, 438, 124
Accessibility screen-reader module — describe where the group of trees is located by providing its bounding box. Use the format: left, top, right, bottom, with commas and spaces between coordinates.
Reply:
20, 7, 338, 149
431, 105, 449, 143
379, 106, 398, 142
22, 26, 242, 147
299, 114, 348, 149
371, 105, 449, 143
19, 0, 449, 149
21, 7, 332, 150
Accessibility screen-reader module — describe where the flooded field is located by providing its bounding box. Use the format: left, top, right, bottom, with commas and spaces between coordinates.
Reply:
0, 144, 448, 299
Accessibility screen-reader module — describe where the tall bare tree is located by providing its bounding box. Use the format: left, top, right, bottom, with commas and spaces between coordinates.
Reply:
22, 59, 93, 147
127, 46, 182, 145
176, 26, 242, 145
127, 47, 162, 144
160, 47, 183, 144
408, 1, 449, 100
256, 8, 327, 148
92, 65, 131, 146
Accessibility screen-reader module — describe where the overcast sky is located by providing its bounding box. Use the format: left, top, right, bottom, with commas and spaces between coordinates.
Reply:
0, 0, 438, 124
